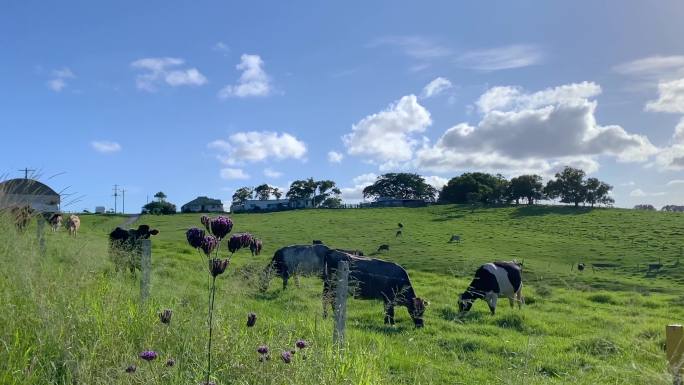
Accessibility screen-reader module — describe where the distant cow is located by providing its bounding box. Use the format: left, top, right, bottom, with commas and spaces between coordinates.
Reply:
397, 223, 403, 229
377, 244, 390, 252
458, 261, 524, 315
65, 215, 80, 236
449, 235, 461, 243
312, 240, 323, 245
261, 244, 330, 290
109, 225, 159, 273
396, 230, 402, 237
323, 251, 428, 327
250, 238, 263, 256
10, 205, 33, 231
47, 213, 62, 232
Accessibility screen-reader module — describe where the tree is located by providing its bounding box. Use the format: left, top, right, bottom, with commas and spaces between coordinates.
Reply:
286, 178, 318, 202
508, 174, 544, 205
634, 204, 656, 211
585, 178, 612, 208
363, 173, 438, 202
439, 173, 509, 205
272, 188, 283, 200
254, 184, 273, 200
320, 197, 342, 208
544, 167, 587, 207
142, 201, 176, 215
232, 187, 254, 204
154, 191, 167, 202
314, 180, 341, 207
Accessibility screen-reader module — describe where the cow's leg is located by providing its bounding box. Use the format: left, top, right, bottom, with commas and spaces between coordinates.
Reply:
516, 288, 524, 309
282, 271, 289, 290
486, 293, 498, 315
384, 302, 395, 325
322, 281, 334, 319
508, 296, 515, 308
294, 275, 301, 288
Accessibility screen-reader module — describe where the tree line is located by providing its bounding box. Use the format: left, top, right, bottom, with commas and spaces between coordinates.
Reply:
232, 178, 343, 208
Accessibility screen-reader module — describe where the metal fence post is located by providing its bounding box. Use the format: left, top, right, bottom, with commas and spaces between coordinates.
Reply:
667, 324, 684, 385
333, 261, 349, 346
140, 239, 151, 301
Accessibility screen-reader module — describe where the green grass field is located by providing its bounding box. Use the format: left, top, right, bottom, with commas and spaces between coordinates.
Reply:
1, 205, 683, 384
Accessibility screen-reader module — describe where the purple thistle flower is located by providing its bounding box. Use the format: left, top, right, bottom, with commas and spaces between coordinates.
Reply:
296, 339, 307, 350
281, 350, 292, 364
257, 345, 269, 355
159, 309, 172, 324
139, 351, 158, 361
209, 216, 233, 240
165, 358, 175, 367
200, 215, 210, 230
186, 228, 205, 249
209, 258, 229, 277
247, 312, 257, 327
125, 364, 136, 373
200, 235, 218, 256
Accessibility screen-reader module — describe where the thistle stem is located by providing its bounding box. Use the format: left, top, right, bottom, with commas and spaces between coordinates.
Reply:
206, 275, 217, 385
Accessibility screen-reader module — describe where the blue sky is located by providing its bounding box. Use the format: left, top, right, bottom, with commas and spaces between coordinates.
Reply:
2, 1, 684, 212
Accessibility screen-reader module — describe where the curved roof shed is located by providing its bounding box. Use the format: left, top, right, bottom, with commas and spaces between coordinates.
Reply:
0, 178, 61, 212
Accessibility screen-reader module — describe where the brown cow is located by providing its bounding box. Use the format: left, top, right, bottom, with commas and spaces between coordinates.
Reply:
65, 215, 80, 236
10, 206, 34, 232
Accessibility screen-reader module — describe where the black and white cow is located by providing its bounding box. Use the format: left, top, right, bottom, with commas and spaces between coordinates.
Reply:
458, 261, 523, 315
109, 225, 160, 273
261, 244, 330, 290
323, 250, 428, 327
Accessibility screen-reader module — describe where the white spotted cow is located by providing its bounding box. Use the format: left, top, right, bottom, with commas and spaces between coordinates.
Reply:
458, 261, 523, 315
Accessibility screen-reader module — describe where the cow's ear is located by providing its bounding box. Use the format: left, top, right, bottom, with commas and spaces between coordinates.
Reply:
150, 229, 159, 235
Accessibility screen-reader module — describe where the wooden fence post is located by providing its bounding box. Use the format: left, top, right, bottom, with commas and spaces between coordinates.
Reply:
333, 261, 349, 347
36, 216, 46, 256
140, 239, 151, 301
667, 324, 684, 385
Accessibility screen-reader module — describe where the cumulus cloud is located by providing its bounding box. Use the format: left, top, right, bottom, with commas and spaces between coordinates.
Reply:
455, 44, 544, 71
414, 82, 655, 175
263, 168, 283, 178
220, 168, 250, 180
630, 188, 666, 197
339, 173, 378, 201
654, 118, 684, 170
421, 77, 453, 99
209, 131, 307, 165
342, 95, 431, 167
327, 151, 344, 163
46, 67, 75, 92
131, 57, 207, 91
218, 54, 272, 98
423, 175, 449, 190
91, 140, 121, 153
645, 78, 684, 113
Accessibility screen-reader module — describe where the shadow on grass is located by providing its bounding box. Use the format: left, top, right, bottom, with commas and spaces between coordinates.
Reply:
351, 318, 412, 335
509, 205, 594, 218
438, 306, 484, 324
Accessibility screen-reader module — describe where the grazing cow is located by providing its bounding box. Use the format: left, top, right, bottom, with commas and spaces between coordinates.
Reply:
47, 213, 62, 232
396, 230, 402, 237
458, 261, 524, 315
449, 235, 461, 243
109, 225, 160, 273
323, 250, 428, 327
577, 263, 585, 271
10, 205, 33, 231
65, 215, 80, 236
312, 240, 323, 245
250, 238, 263, 256
397, 223, 403, 228
377, 244, 390, 252
261, 244, 330, 290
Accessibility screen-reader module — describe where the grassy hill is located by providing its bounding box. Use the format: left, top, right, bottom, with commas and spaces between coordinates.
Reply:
1, 205, 683, 384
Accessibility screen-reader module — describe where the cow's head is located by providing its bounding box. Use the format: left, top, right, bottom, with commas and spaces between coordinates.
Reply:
458, 292, 475, 313
411, 297, 429, 327
134, 225, 159, 239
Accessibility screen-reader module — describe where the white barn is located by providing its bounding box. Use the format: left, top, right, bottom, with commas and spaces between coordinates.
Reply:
181, 196, 225, 213
0, 178, 61, 212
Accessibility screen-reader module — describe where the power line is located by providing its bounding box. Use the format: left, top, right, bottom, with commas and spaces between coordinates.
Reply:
18, 168, 35, 179
113, 184, 119, 214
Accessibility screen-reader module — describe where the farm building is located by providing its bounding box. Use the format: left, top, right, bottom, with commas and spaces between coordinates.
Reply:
0, 178, 61, 212
361, 197, 428, 208
230, 198, 313, 213
181, 196, 225, 213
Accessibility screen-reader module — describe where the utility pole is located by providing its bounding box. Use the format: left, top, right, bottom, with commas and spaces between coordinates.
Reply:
121, 189, 126, 214
18, 168, 35, 179
113, 185, 119, 214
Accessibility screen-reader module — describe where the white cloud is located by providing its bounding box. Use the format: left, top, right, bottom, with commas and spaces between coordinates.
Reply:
220, 168, 250, 180
414, 82, 656, 176
91, 140, 121, 153
614, 55, 684, 81
424, 175, 448, 189
666, 179, 684, 186
421, 77, 453, 99
630, 188, 666, 197
369, 36, 451, 60
209, 131, 307, 165
342, 95, 431, 167
218, 54, 272, 98
213, 42, 230, 55
645, 78, 684, 113
654, 118, 684, 171
131, 57, 207, 91
455, 44, 543, 71
263, 168, 283, 178
620, 181, 636, 187
340, 173, 378, 201
46, 67, 75, 92
327, 151, 344, 163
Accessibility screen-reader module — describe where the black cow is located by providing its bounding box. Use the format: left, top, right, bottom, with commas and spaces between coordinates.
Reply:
458, 261, 523, 315
323, 251, 428, 327
377, 244, 390, 252
109, 225, 159, 273
312, 240, 323, 245
261, 244, 330, 291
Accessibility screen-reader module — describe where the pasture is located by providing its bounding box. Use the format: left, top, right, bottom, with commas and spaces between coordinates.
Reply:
1, 205, 683, 384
